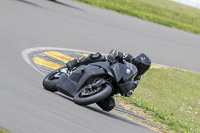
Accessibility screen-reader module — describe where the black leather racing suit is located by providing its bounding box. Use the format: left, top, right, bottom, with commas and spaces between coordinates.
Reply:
66, 50, 141, 111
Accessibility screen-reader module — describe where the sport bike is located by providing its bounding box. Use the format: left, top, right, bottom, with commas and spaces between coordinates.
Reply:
43, 60, 137, 105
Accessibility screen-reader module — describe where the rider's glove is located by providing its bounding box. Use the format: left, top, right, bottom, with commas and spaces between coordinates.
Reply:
125, 90, 134, 97
108, 50, 123, 62
107, 54, 117, 64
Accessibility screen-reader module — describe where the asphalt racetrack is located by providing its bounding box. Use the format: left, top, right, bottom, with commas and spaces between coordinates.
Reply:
0, 0, 200, 133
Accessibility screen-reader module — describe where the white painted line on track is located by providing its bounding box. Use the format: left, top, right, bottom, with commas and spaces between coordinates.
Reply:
22, 48, 45, 76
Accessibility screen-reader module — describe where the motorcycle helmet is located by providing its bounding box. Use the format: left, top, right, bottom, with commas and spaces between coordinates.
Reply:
132, 53, 151, 75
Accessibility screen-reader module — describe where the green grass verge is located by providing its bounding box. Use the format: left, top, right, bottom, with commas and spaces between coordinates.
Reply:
117, 67, 200, 132
0, 129, 8, 133
74, 0, 200, 34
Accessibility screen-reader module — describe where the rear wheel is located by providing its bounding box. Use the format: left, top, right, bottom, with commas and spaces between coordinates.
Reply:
74, 83, 112, 105
43, 67, 67, 92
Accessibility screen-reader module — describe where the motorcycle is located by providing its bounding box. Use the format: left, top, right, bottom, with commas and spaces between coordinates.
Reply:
42, 60, 138, 105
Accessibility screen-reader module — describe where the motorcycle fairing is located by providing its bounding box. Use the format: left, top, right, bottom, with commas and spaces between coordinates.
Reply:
56, 65, 106, 97
118, 80, 134, 94
90, 61, 127, 82
123, 63, 138, 82
91, 61, 138, 95
110, 62, 127, 82
76, 65, 106, 90
56, 60, 138, 97
56, 73, 77, 97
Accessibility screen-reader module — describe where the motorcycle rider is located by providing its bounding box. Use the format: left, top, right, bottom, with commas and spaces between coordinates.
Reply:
66, 50, 151, 111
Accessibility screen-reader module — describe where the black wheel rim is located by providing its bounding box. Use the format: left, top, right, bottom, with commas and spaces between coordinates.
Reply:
80, 85, 103, 97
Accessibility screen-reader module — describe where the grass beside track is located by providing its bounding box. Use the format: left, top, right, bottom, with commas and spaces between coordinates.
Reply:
117, 67, 200, 132
75, 0, 200, 34
0, 128, 8, 133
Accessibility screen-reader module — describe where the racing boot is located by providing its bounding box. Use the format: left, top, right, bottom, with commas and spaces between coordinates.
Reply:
96, 96, 115, 112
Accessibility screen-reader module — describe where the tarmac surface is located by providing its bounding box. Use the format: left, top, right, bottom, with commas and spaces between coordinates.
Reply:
0, 0, 200, 133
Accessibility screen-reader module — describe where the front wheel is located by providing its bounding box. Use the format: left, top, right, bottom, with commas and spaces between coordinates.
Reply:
74, 84, 112, 105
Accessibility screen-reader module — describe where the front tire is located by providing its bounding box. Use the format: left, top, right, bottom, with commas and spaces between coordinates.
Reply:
74, 84, 112, 105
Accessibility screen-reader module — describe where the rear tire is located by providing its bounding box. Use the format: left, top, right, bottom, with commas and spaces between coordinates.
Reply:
42, 68, 64, 92
74, 84, 112, 105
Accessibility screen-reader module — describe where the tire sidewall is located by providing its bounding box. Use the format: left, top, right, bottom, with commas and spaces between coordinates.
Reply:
74, 84, 112, 105
42, 68, 64, 92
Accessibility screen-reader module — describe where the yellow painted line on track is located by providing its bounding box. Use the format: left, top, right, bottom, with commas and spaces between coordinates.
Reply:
113, 111, 166, 133
147, 126, 165, 133
75, 52, 89, 57
43, 51, 74, 63
33, 57, 64, 70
